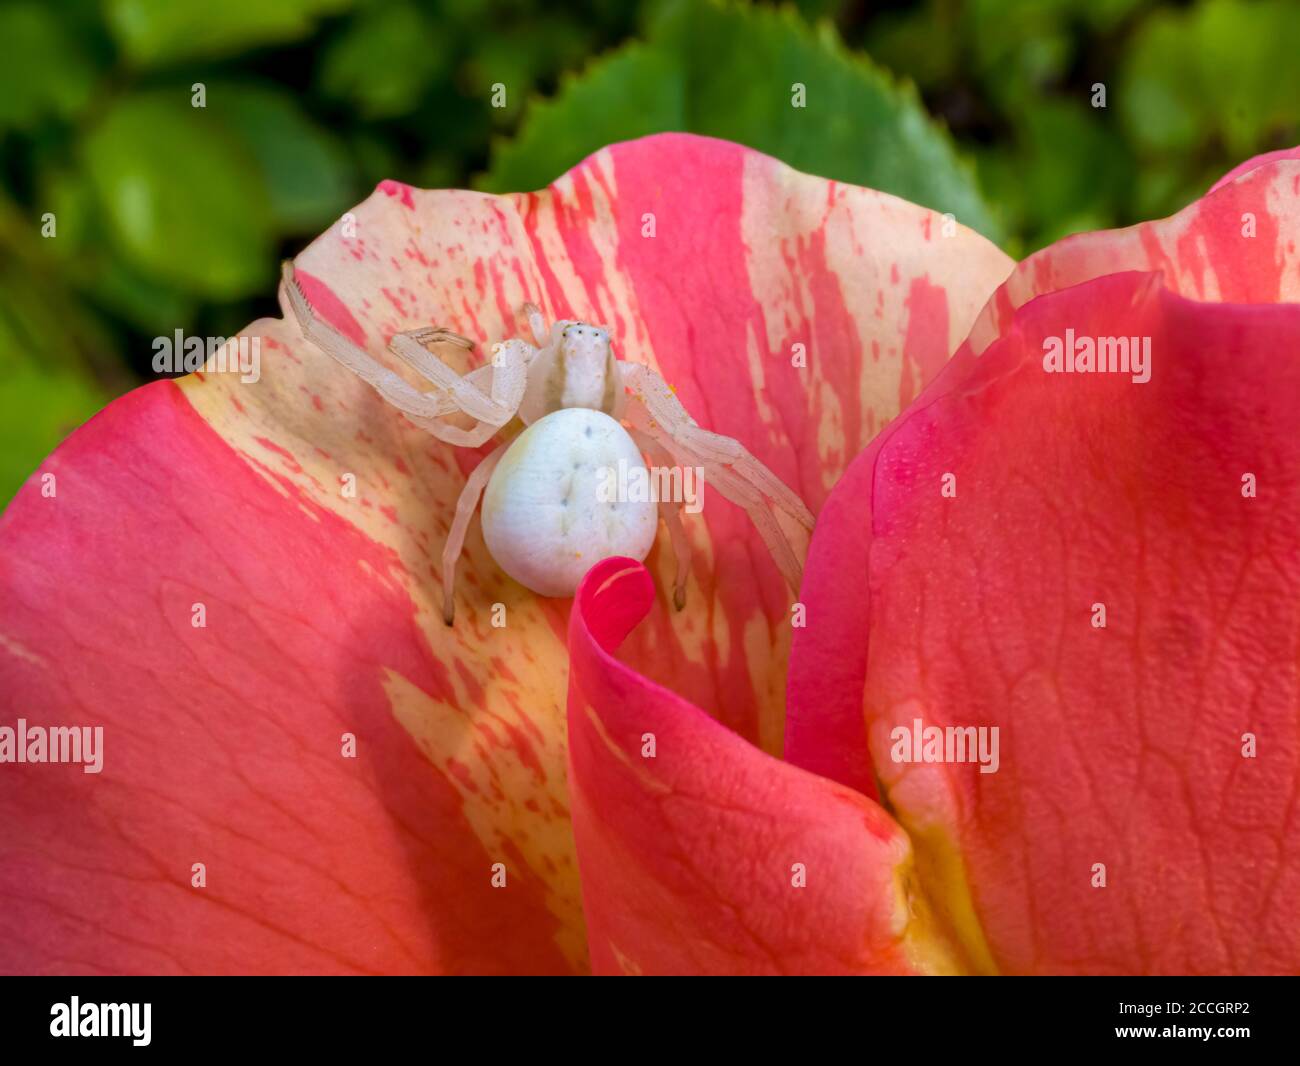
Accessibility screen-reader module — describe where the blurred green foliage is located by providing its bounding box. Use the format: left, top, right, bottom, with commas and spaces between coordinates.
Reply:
1, 0, 1299, 503
482, 1, 998, 236
866, 0, 1300, 248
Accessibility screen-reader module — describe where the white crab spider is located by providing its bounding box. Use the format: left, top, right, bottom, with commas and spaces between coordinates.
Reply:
281, 262, 815, 624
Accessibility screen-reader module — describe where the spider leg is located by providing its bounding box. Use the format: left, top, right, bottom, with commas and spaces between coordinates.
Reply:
281, 261, 528, 447
651, 425, 805, 593
388, 330, 530, 444
618, 363, 815, 530
702, 460, 805, 594
282, 261, 458, 423
406, 326, 474, 350
618, 363, 813, 595
628, 427, 693, 610
522, 302, 549, 347
442, 435, 512, 625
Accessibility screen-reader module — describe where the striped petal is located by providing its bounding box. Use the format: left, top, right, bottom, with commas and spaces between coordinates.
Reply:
0, 133, 1011, 974
965, 147, 1300, 358
1208, 146, 1300, 193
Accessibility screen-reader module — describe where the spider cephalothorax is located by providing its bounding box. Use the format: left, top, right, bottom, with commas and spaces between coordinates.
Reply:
282, 261, 814, 624
519, 319, 619, 419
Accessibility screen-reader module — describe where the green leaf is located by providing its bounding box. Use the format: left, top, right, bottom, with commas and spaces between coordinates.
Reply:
1120, 0, 1300, 159
964, 0, 1076, 113
0, 268, 108, 505
350, 131, 403, 190
1192, 0, 1300, 157
39, 170, 96, 260
83, 92, 273, 299
864, 8, 961, 94
1118, 9, 1213, 155
482, 0, 1000, 241
209, 85, 356, 233
0, 4, 97, 129
1002, 100, 1133, 249
481, 44, 686, 195
87, 251, 198, 335
0, 361, 105, 505
106, 0, 351, 68
318, 3, 445, 119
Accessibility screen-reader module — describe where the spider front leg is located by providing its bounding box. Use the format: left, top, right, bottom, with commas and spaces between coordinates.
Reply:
387, 329, 532, 447
281, 261, 529, 447
522, 302, 549, 347
618, 362, 814, 596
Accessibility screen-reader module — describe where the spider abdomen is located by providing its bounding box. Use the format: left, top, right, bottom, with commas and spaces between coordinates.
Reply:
480, 408, 658, 598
